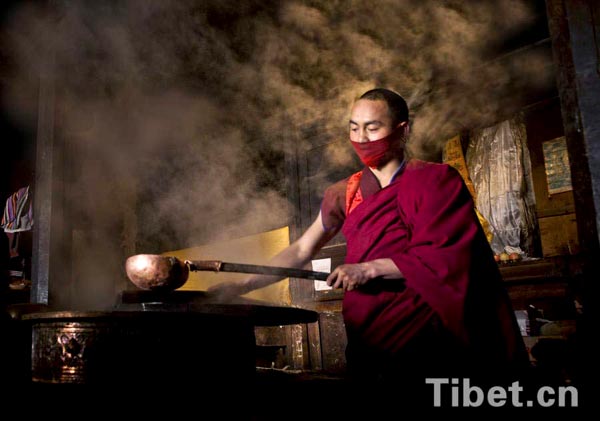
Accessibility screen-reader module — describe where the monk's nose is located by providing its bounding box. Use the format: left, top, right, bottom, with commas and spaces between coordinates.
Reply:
358, 128, 369, 143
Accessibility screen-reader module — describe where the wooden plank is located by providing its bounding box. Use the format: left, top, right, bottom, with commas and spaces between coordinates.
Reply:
318, 311, 347, 373
289, 323, 310, 370
306, 320, 323, 371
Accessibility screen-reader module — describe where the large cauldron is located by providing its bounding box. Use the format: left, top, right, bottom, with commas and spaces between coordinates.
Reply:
22, 296, 318, 394
23, 310, 257, 388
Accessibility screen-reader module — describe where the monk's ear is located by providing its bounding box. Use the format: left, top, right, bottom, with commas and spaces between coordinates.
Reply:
399, 121, 410, 137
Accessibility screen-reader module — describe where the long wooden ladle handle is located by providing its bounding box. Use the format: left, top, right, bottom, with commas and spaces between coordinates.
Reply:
185, 260, 330, 281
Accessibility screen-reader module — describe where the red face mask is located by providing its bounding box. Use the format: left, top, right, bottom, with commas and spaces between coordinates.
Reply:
350, 125, 405, 168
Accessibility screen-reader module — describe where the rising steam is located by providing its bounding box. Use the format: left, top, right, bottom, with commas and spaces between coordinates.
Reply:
0, 0, 552, 308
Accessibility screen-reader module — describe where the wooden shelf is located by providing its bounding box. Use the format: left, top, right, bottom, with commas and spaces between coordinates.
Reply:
498, 255, 583, 283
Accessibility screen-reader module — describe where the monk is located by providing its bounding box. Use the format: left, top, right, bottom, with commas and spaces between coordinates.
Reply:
209, 88, 529, 400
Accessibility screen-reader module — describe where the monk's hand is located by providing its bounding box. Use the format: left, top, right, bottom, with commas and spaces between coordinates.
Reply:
326, 263, 372, 291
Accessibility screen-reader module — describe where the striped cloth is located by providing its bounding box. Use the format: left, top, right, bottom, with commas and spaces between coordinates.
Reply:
1, 185, 33, 233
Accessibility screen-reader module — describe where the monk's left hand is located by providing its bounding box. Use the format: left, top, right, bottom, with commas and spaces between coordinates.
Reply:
326, 263, 371, 291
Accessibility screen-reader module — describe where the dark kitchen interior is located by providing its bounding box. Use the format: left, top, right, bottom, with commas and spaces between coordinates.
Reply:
1, 0, 597, 415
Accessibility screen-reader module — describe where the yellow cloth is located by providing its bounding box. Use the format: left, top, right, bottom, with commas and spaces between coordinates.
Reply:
165, 227, 292, 304
443, 136, 494, 244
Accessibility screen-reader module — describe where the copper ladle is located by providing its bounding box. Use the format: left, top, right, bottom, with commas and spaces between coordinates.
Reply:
125, 254, 330, 291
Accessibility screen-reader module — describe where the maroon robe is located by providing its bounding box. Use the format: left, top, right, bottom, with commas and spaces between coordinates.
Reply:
321, 159, 528, 378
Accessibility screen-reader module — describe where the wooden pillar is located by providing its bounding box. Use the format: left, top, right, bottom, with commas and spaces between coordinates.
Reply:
30, 51, 57, 305
546, 0, 599, 403
546, 0, 600, 261
30, 3, 71, 307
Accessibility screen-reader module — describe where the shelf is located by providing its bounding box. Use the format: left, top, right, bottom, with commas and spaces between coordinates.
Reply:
498, 255, 583, 283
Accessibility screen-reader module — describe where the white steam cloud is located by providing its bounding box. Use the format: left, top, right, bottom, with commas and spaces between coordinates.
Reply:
0, 0, 552, 308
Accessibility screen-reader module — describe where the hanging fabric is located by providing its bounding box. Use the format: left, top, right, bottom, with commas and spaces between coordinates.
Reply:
1, 185, 33, 233
466, 116, 538, 257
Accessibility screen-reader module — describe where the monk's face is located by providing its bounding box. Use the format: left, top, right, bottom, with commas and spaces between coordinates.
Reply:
349, 99, 395, 143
